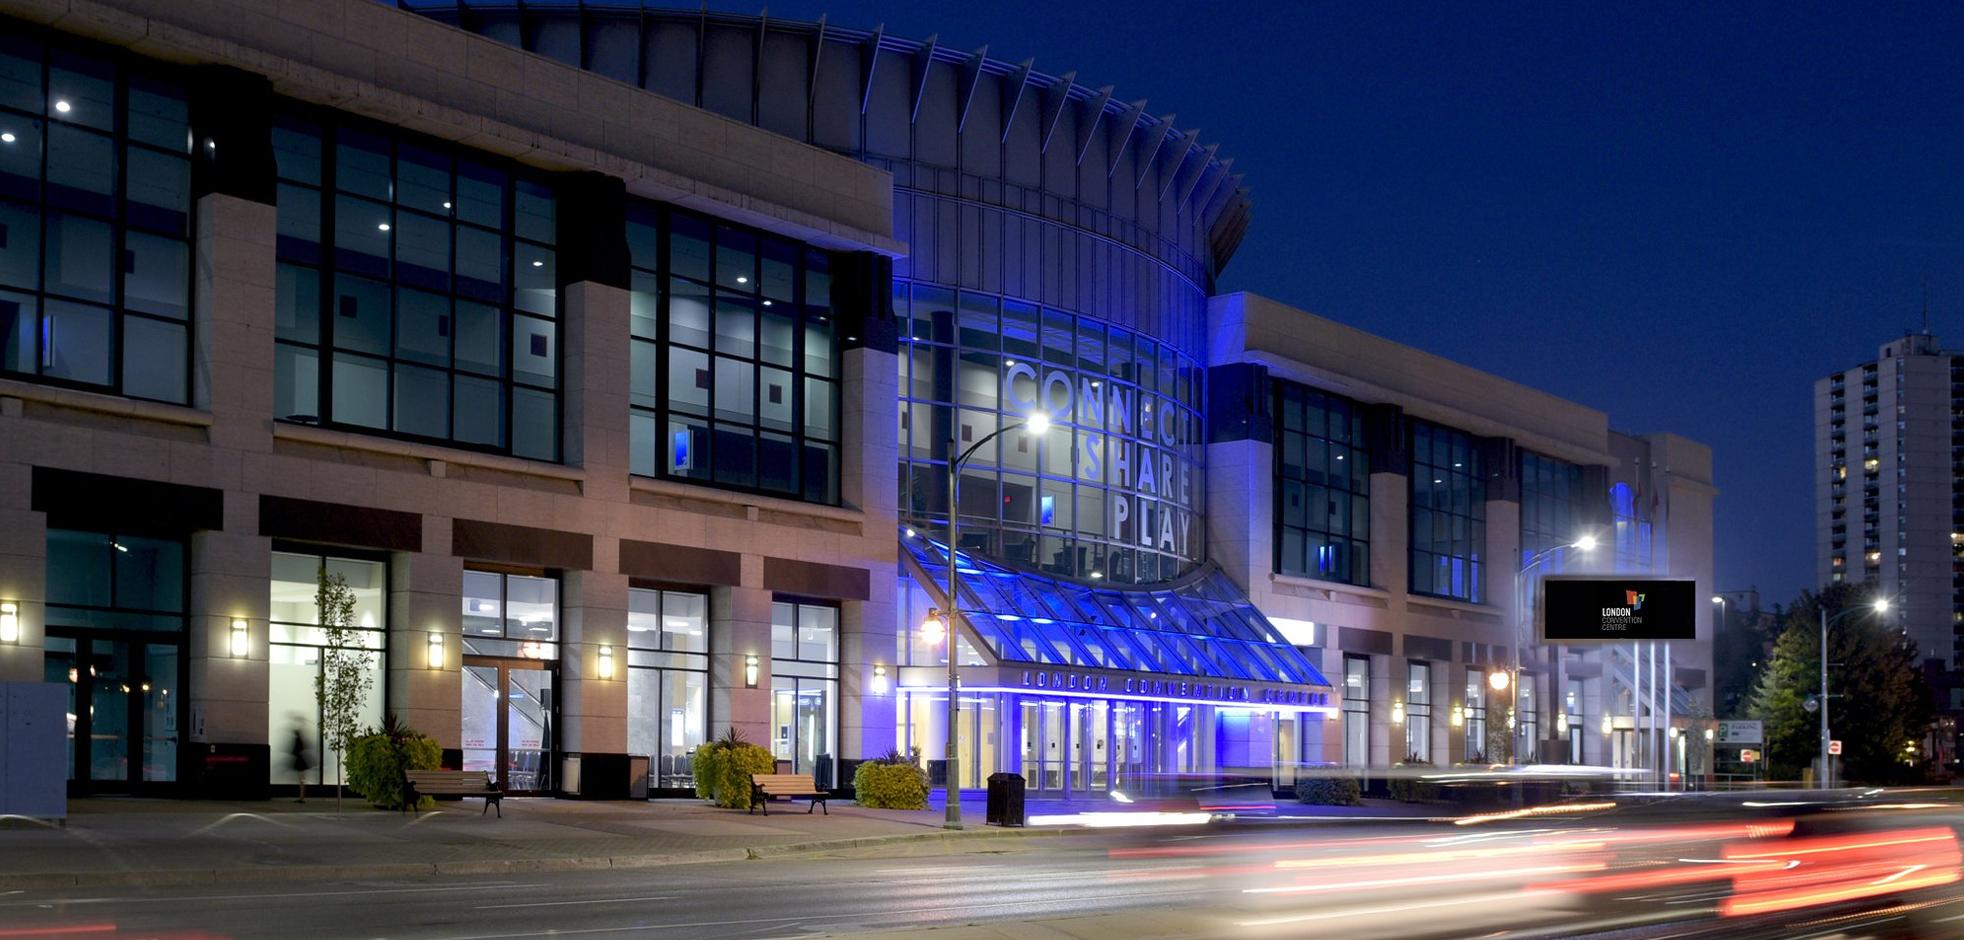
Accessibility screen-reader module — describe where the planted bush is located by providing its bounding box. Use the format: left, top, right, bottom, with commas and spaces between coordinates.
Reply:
853, 748, 929, 810
694, 728, 776, 809
1294, 775, 1362, 806
345, 714, 442, 810
1386, 759, 1440, 803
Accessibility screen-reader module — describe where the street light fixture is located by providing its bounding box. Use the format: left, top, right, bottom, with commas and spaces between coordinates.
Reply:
1818, 595, 1891, 788
1512, 534, 1596, 763
937, 411, 1053, 830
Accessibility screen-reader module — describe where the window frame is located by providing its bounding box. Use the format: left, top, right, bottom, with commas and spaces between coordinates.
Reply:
0, 29, 194, 404
1273, 380, 1370, 585
270, 103, 563, 461
1407, 419, 1487, 603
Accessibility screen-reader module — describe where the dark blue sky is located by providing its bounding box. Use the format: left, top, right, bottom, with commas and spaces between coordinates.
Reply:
710, 0, 1964, 606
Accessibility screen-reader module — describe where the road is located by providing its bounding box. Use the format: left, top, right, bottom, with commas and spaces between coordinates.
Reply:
7, 796, 1964, 939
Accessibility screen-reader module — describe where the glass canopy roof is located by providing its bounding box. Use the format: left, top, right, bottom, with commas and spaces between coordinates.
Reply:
904, 532, 1330, 688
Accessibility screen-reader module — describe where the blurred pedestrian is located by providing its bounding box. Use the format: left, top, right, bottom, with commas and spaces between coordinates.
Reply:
287, 713, 313, 804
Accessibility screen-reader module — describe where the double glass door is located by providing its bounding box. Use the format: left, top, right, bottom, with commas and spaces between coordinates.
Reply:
461, 657, 555, 794
43, 634, 181, 791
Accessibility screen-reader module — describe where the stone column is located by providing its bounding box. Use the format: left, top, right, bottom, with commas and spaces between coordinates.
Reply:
387, 533, 462, 750
836, 252, 901, 763
559, 565, 629, 759
0, 460, 45, 683
711, 577, 774, 746
185, 514, 271, 795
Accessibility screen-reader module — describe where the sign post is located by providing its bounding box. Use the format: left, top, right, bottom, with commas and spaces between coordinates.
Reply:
1538, 578, 1697, 788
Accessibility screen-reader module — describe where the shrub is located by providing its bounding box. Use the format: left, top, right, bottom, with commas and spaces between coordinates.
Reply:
345, 714, 441, 810
854, 748, 929, 810
694, 727, 776, 809
1294, 774, 1363, 806
1386, 760, 1440, 803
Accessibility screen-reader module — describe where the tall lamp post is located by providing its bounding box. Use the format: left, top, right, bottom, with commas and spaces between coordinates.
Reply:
1818, 595, 1889, 789
1509, 534, 1596, 764
922, 410, 1051, 830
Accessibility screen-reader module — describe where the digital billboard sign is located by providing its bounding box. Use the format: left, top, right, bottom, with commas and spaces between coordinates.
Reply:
1539, 577, 1697, 644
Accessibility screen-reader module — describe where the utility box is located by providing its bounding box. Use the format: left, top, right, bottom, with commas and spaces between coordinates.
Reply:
986, 772, 1025, 827
0, 682, 67, 820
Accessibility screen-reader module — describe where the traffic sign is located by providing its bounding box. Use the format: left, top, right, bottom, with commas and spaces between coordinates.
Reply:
1717, 720, 1763, 744
1740, 749, 1759, 763
1828, 740, 1843, 756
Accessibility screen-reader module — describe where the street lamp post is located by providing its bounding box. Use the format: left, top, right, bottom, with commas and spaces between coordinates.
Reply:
928, 410, 1050, 830
1512, 534, 1596, 764
1819, 596, 1889, 789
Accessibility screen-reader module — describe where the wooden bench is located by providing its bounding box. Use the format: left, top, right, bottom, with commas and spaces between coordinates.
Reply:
748, 773, 828, 815
404, 769, 504, 817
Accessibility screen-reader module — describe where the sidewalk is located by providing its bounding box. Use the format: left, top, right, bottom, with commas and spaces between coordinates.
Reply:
0, 795, 1059, 890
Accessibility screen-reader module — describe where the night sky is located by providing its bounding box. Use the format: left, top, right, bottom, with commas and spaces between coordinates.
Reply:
705, 0, 1964, 607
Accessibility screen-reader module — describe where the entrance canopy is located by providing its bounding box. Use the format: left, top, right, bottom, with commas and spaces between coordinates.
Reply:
901, 531, 1330, 692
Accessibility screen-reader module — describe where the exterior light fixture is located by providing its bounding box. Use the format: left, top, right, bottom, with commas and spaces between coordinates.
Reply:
1390, 700, 1405, 725
1704, 727, 1715, 742
744, 653, 759, 688
1601, 714, 1613, 735
1025, 411, 1052, 435
1487, 669, 1510, 692
871, 664, 890, 695
230, 619, 249, 657
919, 609, 947, 645
1573, 534, 1597, 552
1556, 712, 1569, 734
1450, 703, 1464, 728
1874, 597, 1891, 613
597, 643, 615, 680
0, 601, 17, 643
427, 631, 443, 669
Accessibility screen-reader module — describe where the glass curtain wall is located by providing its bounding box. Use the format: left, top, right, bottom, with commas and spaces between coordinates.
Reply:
0, 33, 192, 402
769, 600, 838, 784
1404, 661, 1431, 763
1520, 451, 1587, 611
42, 528, 186, 787
895, 284, 1206, 584
267, 550, 387, 787
1342, 655, 1370, 768
625, 204, 840, 503
1275, 381, 1370, 584
270, 109, 561, 460
1410, 420, 1487, 602
626, 587, 708, 790
1464, 669, 1488, 762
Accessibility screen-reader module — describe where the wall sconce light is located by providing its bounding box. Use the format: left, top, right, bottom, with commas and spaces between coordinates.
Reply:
1601, 714, 1614, 736
1449, 704, 1464, 728
427, 631, 444, 669
597, 643, 615, 680
871, 664, 890, 695
1703, 727, 1715, 742
0, 601, 18, 643
744, 653, 759, 688
229, 619, 249, 657
1556, 712, 1569, 734
1390, 700, 1405, 725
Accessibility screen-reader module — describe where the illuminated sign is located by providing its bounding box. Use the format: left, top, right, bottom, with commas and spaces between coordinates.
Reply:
1016, 669, 1331, 708
1540, 577, 1697, 643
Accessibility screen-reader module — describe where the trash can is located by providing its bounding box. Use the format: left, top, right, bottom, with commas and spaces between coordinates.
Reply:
628, 755, 650, 800
986, 772, 1026, 827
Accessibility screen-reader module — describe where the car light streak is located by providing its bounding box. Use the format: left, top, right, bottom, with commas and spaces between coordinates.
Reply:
1453, 801, 1617, 825
1245, 861, 1606, 895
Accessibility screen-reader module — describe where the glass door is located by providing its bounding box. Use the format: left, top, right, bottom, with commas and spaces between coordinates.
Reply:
43, 633, 181, 791
461, 657, 556, 794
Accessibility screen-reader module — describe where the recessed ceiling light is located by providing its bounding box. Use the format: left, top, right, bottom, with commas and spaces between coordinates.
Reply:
442, 201, 452, 209
762, 299, 772, 306
377, 223, 390, 231
0, 132, 14, 143
532, 260, 543, 267
735, 276, 748, 284
53, 99, 71, 113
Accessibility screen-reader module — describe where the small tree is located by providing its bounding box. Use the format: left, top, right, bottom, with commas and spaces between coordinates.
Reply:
314, 568, 374, 812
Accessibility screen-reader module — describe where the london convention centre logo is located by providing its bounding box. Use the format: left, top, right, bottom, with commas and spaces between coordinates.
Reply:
1624, 590, 1645, 611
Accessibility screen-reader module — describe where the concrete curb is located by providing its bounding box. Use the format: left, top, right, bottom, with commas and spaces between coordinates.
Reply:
6, 824, 1066, 891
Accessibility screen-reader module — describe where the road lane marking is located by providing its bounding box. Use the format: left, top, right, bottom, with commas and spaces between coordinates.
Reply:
475, 896, 679, 909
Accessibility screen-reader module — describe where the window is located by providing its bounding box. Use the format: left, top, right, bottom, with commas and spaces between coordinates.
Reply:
770, 600, 839, 782
895, 283, 1207, 584
1275, 381, 1370, 584
45, 528, 184, 631
1463, 669, 1487, 761
267, 550, 386, 787
461, 570, 559, 658
1409, 420, 1486, 602
1565, 678, 1583, 764
1518, 673, 1538, 757
272, 111, 560, 460
627, 588, 708, 789
1343, 655, 1370, 769
0, 35, 191, 402
1404, 660, 1431, 763
1520, 451, 1587, 609
627, 205, 839, 503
